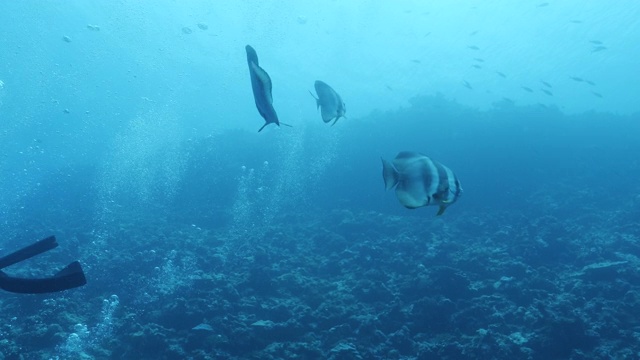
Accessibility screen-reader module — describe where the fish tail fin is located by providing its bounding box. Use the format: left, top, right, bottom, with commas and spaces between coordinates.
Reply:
308, 90, 320, 110
381, 158, 399, 190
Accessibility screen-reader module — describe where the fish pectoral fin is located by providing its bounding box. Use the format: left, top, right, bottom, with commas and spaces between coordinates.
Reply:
308, 91, 320, 109
280, 122, 293, 128
436, 205, 447, 216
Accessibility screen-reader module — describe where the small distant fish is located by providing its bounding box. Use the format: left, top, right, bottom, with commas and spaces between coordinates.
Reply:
473, 58, 485, 63
62, 35, 72, 43
589, 40, 602, 45
541, 80, 552, 88
541, 89, 553, 96
309, 81, 346, 126
472, 64, 482, 69
86, 24, 100, 31
469, 30, 479, 36
462, 80, 473, 90
502, 97, 515, 104
192, 323, 214, 332
246, 45, 287, 132
411, 59, 421, 64
182, 27, 193, 34
496, 71, 507, 78
385, 85, 393, 91
570, 20, 583, 24
424, 32, 431, 37
585, 80, 596, 86
569, 76, 583, 82
537, 2, 549, 7
197, 23, 209, 30
521, 86, 533, 93
591, 91, 603, 98
382, 151, 463, 216
467, 45, 480, 50
591, 45, 607, 52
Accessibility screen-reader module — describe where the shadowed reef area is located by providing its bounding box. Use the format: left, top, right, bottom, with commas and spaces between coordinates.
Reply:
2, 95, 639, 359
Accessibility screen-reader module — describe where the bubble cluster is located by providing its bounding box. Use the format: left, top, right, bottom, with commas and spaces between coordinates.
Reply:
52, 295, 120, 359
94, 110, 187, 232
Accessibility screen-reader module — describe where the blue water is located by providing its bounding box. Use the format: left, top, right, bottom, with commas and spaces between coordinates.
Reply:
1, 1, 640, 359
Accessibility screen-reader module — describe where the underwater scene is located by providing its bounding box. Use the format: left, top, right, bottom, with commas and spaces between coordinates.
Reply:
1, 1, 640, 359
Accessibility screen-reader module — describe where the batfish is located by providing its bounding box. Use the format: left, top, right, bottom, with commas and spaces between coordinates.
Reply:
309, 80, 346, 126
246, 45, 289, 132
382, 151, 462, 216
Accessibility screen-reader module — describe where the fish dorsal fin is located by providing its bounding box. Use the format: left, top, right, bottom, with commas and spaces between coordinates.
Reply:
250, 62, 273, 104
392, 152, 427, 172
396, 151, 425, 160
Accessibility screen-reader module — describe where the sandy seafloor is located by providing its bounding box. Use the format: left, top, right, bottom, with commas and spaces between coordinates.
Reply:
1, 96, 640, 360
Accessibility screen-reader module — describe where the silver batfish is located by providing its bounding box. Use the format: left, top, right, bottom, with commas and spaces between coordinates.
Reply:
382, 151, 462, 216
246, 45, 281, 132
309, 80, 346, 125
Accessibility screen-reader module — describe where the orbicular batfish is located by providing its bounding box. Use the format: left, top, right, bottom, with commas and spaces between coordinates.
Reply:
382, 151, 462, 216
246, 45, 289, 132
309, 80, 346, 126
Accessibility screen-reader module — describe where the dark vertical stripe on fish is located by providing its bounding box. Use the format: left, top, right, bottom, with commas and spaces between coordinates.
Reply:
421, 157, 440, 204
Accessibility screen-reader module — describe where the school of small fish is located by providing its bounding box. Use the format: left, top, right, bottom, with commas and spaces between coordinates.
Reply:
453, 3, 607, 102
